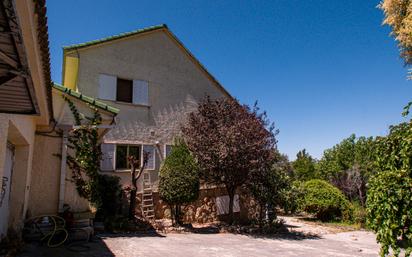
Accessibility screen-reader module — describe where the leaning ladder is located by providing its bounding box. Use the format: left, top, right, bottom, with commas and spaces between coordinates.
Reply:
141, 171, 155, 220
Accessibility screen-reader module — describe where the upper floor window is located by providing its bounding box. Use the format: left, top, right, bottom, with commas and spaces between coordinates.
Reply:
116, 78, 133, 103
98, 74, 149, 105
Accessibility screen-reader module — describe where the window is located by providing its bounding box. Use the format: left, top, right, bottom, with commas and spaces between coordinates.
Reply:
164, 144, 173, 158
98, 74, 149, 105
143, 145, 155, 170
115, 145, 140, 170
116, 78, 133, 103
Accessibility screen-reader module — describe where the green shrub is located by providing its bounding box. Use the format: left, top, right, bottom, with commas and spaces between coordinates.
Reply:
367, 169, 412, 257
300, 179, 351, 221
159, 140, 199, 225
95, 174, 122, 220
280, 180, 304, 215
350, 202, 367, 227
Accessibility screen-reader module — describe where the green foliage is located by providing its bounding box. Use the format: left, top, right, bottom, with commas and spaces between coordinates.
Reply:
350, 201, 367, 227
300, 179, 351, 222
159, 140, 200, 224
64, 97, 121, 218
249, 152, 289, 224
317, 134, 375, 205
367, 122, 412, 257
95, 174, 122, 220
292, 149, 317, 181
280, 180, 304, 214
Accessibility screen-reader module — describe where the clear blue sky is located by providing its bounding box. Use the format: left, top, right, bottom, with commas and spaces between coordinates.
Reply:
47, 0, 412, 160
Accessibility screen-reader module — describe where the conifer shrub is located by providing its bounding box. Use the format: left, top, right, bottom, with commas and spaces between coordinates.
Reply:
159, 140, 199, 225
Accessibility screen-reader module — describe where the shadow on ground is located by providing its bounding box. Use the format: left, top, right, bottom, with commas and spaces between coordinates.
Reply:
17, 230, 165, 257
167, 223, 321, 241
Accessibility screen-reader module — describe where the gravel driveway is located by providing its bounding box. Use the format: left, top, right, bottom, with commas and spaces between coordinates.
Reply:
18, 216, 380, 257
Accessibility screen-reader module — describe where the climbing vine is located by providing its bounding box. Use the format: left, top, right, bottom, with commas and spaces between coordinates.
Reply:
63, 97, 104, 208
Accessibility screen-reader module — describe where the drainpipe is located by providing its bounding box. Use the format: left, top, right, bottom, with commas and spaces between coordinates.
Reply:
58, 130, 68, 213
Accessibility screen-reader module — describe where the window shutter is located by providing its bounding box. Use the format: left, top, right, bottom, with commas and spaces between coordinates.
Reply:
101, 143, 115, 171
98, 74, 117, 100
132, 80, 148, 105
143, 145, 155, 170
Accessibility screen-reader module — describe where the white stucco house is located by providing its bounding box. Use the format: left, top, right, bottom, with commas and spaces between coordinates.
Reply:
60, 24, 234, 218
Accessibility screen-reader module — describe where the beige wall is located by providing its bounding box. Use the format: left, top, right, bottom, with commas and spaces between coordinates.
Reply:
0, 114, 36, 230
73, 31, 228, 190
28, 134, 61, 216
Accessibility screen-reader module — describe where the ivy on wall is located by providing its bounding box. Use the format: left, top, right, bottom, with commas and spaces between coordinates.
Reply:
63, 97, 104, 208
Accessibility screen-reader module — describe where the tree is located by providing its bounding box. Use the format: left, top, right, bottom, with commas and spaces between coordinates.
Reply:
367, 122, 412, 257
291, 149, 316, 181
317, 135, 375, 206
379, 0, 412, 72
182, 97, 277, 224
248, 153, 289, 226
128, 153, 148, 220
158, 140, 199, 226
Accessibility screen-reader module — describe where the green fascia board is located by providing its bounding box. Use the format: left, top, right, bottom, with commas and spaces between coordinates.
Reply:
63, 24, 167, 51
52, 83, 119, 115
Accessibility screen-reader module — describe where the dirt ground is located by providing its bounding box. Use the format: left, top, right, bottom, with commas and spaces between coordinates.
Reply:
17, 216, 380, 257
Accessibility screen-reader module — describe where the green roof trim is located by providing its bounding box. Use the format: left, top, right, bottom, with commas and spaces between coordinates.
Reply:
52, 83, 119, 115
63, 24, 167, 51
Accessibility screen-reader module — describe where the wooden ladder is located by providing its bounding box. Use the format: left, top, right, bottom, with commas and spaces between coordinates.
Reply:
141, 171, 155, 220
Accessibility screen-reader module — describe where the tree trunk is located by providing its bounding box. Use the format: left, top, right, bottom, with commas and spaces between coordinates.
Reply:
227, 186, 235, 225
128, 188, 137, 220
173, 204, 181, 227
259, 203, 265, 228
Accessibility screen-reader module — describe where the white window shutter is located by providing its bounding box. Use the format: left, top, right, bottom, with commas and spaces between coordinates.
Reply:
133, 80, 148, 105
98, 74, 117, 100
143, 145, 155, 170
100, 143, 115, 171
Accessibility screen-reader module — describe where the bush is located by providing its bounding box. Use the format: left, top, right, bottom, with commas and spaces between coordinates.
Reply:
367, 169, 412, 257
159, 140, 199, 225
300, 179, 351, 221
350, 201, 367, 227
95, 174, 122, 220
280, 180, 304, 215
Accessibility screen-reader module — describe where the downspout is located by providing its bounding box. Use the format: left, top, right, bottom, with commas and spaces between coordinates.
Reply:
58, 130, 68, 213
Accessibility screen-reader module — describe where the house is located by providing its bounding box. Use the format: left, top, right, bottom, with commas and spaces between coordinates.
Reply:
0, 0, 118, 240
60, 24, 235, 219
0, 0, 53, 238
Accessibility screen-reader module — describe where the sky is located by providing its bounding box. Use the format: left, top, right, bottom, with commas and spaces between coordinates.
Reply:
47, 0, 412, 160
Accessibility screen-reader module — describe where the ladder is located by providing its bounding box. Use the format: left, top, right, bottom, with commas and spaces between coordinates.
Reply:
141, 171, 155, 220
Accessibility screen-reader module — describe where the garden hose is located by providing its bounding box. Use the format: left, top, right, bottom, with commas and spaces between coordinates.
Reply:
25, 215, 69, 248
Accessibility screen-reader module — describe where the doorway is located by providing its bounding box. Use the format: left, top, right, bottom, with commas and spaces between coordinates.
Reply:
0, 142, 14, 239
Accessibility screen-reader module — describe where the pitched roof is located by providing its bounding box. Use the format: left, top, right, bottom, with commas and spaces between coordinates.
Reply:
62, 24, 232, 99
63, 24, 167, 51
34, 0, 53, 119
52, 83, 119, 115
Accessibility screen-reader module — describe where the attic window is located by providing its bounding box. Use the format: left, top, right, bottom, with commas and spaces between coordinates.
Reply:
116, 78, 133, 103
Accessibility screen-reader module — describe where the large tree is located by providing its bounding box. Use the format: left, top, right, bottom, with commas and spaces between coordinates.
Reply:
291, 149, 317, 181
182, 97, 277, 224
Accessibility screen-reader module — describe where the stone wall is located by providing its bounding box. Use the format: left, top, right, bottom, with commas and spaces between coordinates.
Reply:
128, 187, 260, 224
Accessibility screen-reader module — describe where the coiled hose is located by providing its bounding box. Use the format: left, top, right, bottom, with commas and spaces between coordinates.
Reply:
24, 215, 68, 248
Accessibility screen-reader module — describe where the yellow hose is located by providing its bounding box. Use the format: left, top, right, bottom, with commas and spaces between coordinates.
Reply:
25, 215, 68, 248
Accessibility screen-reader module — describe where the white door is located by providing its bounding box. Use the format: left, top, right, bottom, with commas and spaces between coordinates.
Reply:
0, 143, 14, 239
